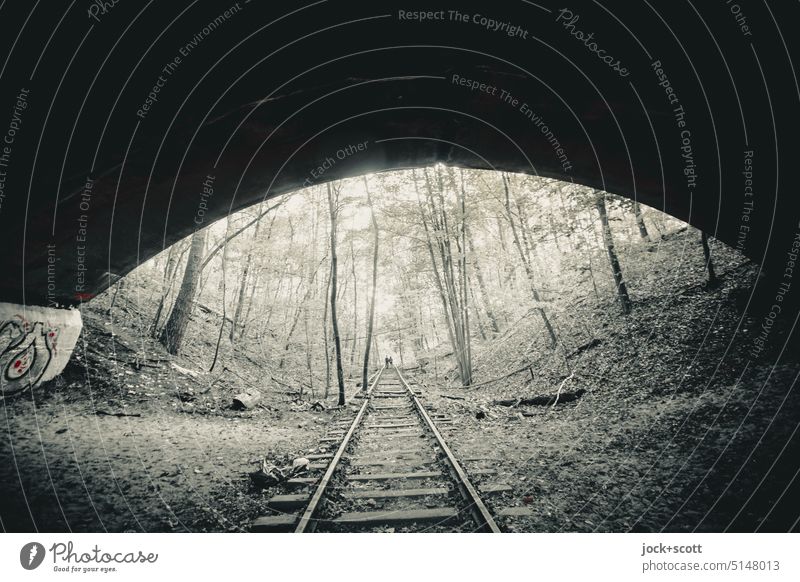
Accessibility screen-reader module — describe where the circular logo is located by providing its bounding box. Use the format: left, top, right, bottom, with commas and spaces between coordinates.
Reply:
19, 542, 46, 570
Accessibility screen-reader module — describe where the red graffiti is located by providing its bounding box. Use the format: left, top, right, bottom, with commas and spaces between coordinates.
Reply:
1, 320, 57, 397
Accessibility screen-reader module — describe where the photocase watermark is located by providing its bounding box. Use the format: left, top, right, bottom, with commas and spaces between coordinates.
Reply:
18, 540, 159, 574
20, 542, 46, 570
651, 60, 697, 193
397, 9, 529, 39
554, 8, 630, 78
47, 243, 59, 308
74, 177, 95, 301
136, 2, 244, 120
725, 0, 754, 37
736, 149, 754, 253
750, 220, 800, 359
195, 174, 216, 225
0, 87, 30, 216
302, 140, 369, 187
450, 74, 573, 173
87, 0, 122, 24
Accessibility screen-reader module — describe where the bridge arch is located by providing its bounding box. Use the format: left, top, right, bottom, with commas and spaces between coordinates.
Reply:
0, 0, 797, 390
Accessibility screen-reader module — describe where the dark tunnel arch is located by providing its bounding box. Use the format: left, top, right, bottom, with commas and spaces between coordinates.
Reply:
0, 0, 796, 309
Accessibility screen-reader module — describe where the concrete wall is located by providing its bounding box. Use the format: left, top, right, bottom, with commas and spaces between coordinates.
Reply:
0, 303, 82, 398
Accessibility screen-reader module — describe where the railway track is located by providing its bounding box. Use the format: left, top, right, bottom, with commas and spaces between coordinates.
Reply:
252, 366, 506, 533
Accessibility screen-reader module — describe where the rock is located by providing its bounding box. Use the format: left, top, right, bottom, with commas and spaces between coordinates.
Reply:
232, 391, 262, 410
292, 458, 310, 472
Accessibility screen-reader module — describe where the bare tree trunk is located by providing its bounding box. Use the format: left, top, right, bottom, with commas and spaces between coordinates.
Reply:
466, 224, 500, 334
106, 279, 124, 316
348, 237, 358, 377
151, 243, 185, 337
416, 167, 474, 385
228, 270, 247, 340
427, 168, 469, 383
470, 283, 488, 340
502, 173, 557, 347
457, 169, 472, 385
588, 252, 600, 300
160, 229, 207, 354
633, 201, 651, 241
278, 255, 327, 369
327, 183, 346, 406
361, 176, 380, 396
199, 197, 287, 272
210, 221, 231, 372
230, 210, 263, 340
700, 231, 719, 288
556, 183, 576, 252
243, 213, 281, 333
595, 190, 632, 314
322, 262, 332, 399
414, 170, 458, 361
302, 304, 313, 399
395, 312, 404, 367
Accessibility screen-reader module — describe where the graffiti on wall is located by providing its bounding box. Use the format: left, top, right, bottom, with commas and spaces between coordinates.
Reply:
0, 319, 58, 397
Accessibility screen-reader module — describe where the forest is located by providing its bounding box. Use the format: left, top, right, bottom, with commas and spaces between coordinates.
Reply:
139, 167, 684, 396
3, 166, 797, 533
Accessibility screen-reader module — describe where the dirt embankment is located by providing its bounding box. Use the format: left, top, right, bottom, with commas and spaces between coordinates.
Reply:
1, 290, 338, 532
416, 231, 800, 532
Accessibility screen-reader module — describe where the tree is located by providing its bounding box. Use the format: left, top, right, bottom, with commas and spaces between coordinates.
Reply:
229, 208, 263, 341
594, 190, 632, 314
502, 173, 558, 346
209, 218, 231, 371
411, 167, 474, 385
321, 262, 332, 399
348, 236, 359, 377
361, 176, 380, 396
160, 228, 207, 354
700, 230, 719, 288
278, 254, 327, 369
465, 223, 500, 335
327, 183, 346, 406
151, 241, 186, 337
633, 201, 651, 241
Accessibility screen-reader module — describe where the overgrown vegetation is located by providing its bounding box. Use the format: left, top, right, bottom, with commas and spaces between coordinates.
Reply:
5, 167, 796, 532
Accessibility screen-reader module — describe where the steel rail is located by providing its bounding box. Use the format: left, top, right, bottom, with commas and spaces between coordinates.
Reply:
395, 367, 502, 533
294, 366, 386, 533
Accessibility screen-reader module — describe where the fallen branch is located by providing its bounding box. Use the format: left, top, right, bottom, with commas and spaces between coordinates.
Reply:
441, 394, 465, 400
463, 364, 534, 389
567, 339, 602, 358
492, 388, 585, 408
95, 410, 142, 418
270, 374, 308, 390
551, 371, 575, 408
